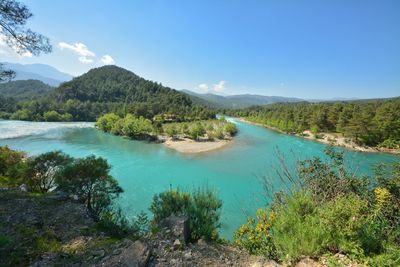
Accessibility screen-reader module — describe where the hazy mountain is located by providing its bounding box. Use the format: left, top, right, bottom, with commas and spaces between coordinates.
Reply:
0, 79, 54, 100
1, 62, 73, 86
182, 90, 304, 108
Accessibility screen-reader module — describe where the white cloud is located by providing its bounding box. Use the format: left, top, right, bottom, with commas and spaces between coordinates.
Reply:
58, 42, 95, 57
196, 83, 209, 93
78, 56, 94, 64
100, 55, 115, 65
213, 80, 226, 93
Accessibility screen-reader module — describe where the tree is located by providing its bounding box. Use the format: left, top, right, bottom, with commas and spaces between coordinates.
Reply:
27, 151, 72, 192
189, 123, 206, 140
0, 0, 52, 81
57, 155, 123, 220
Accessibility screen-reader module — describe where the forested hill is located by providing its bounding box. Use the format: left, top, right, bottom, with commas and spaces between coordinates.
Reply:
0, 66, 215, 122
55, 65, 191, 106
0, 79, 54, 100
226, 98, 400, 148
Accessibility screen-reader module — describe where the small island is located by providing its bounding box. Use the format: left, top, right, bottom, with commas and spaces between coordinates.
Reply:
96, 114, 238, 154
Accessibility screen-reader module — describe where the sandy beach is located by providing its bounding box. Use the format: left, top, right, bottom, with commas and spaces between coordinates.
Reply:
238, 118, 399, 154
163, 138, 232, 154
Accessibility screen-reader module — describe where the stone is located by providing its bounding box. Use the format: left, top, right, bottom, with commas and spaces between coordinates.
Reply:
92, 249, 105, 258
160, 215, 190, 244
19, 183, 30, 192
99, 240, 150, 267
173, 239, 181, 250
197, 238, 206, 246
183, 251, 192, 259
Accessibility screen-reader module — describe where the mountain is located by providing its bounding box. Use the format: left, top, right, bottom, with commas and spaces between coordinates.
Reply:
182, 90, 304, 108
2, 62, 73, 86
0, 79, 54, 100
55, 65, 192, 107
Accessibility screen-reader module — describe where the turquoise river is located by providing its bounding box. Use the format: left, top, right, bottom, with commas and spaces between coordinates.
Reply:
0, 119, 398, 238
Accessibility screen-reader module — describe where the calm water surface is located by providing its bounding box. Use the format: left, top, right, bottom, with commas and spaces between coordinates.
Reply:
0, 119, 398, 238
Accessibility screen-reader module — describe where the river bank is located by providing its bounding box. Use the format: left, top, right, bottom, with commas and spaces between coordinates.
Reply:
163, 137, 233, 154
238, 118, 399, 155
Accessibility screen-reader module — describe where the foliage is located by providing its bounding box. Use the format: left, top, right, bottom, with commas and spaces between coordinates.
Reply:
236, 148, 400, 265
0, 65, 217, 122
225, 98, 400, 147
234, 208, 277, 259
150, 187, 222, 241
26, 151, 73, 192
0, 146, 27, 187
56, 155, 123, 220
189, 122, 206, 140
224, 122, 238, 136
297, 147, 370, 202
0, 79, 54, 100
95, 113, 121, 132
0, 0, 51, 81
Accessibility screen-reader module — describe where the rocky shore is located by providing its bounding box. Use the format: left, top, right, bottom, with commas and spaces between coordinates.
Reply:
0, 188, 356, 267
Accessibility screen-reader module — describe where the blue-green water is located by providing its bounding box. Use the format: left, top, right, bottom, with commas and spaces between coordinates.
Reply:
0, 119, 398, 238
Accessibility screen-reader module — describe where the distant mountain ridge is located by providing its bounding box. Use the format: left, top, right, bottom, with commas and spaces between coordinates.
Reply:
182, 89, 304, 108
0, 79, 54, 100
1, 62, 73, 86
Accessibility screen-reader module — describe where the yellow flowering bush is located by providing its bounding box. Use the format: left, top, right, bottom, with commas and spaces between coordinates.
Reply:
234, 208, 277, 258
374, 187, 391, 210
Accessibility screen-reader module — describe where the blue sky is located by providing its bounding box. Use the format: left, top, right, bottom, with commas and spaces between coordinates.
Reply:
1, 0, 399, 99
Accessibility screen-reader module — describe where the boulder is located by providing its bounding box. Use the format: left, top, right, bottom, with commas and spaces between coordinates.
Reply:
100, 240, 150, 267
19, 183, 30, 192
160, 216, 190, 244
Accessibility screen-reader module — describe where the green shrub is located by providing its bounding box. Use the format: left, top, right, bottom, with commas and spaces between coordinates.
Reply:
57, 155, 123, 220
0, 146, 28, 187
27, 151, 73, 192
378, 138, 400, 149
189, 123, 206, 140
272, 192, 327, 262
234, 208, 277, 259
96, 113, 121, 132
225, 122, 238, 136
150, 187, 222, 241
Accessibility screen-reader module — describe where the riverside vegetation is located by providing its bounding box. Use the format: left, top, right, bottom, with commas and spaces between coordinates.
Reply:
1, 145, 399, 266
225, 98, 400, 150
96, 113, 238, 142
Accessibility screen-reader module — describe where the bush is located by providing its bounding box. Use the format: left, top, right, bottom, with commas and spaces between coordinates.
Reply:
189, 123, 206, 140
43, 110, 62, 122
27, 151, 73, 192
225, 123, 238, 136
0, 146, 28, 187
96, 113, 121, 132
234, 208, 277, 259
97, 208, 148, 238
272, 192, 327, 262
57, 155, 123, 220
150, 187, 222, 241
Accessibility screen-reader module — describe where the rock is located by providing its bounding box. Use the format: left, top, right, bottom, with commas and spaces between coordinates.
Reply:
19, 183, 30, 192
160, 215, 190, 244
92, 249, 105, 258
197, 238, 206, 246
173, 239, 181, 250
100, 240, 150, 267
183, 251, 192, 259
112, 248, 122, 255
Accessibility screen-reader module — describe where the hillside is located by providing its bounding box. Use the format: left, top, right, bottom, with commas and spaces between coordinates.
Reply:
1, 63, 73, 86
182, 90, 304, 109
55, 65, 191, 106
1, 66, 214, 122
0, 79, 54, 100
